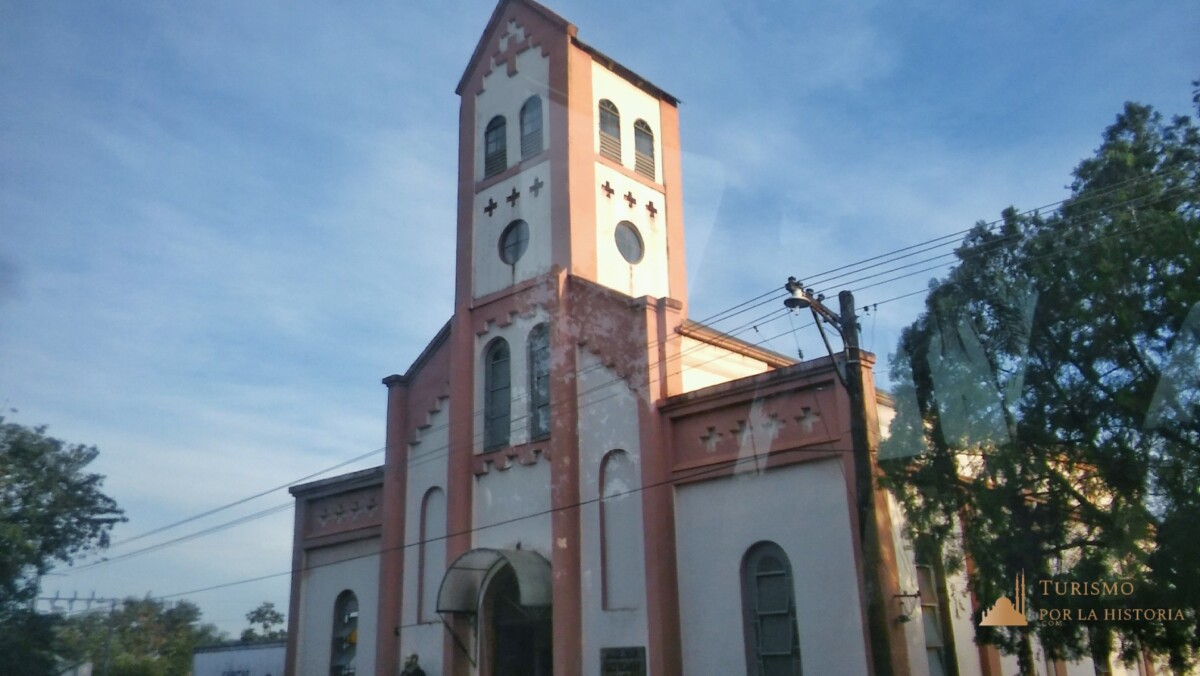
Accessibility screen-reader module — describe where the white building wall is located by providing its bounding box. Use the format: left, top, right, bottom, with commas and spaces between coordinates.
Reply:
473, 314, 550, 451
593, 163, 667, 300
675, 458, 869, 676
401, 401, 450, 672
678, 336, 773, 392
590, 63, 663, 183
295, 538, 380, 676
576, 350, 650, 675
473, 460, 552, 554
476, 36, 550, 182
193, 643, 285, 676
473, 40, 553, 299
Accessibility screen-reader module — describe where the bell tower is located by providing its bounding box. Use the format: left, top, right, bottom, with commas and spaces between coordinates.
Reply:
453, 0, 687, 311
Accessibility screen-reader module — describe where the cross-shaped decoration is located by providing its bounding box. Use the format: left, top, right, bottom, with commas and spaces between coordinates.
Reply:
530, 177, 544, 197
732, 420, 754, 447
624, 191, 637, 208
646, 201, 658, 218
348, 500, 361, 515
484, 198, 498, 216
601, 181, 614, 198
700, 426, 724, 453
794, 407, 823, 434
506, 187, 520, 206
318, 506, 330, 524
493, 20, 531, 77
761, 413, 785, 439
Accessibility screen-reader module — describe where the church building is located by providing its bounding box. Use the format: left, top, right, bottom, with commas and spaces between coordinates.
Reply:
280, 2, 1096, 675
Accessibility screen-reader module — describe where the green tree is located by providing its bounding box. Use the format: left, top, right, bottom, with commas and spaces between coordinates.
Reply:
0, 418, 126, 675
240, 600, 286, 642
56, 597, 224, 676
881, 96, 1200, 673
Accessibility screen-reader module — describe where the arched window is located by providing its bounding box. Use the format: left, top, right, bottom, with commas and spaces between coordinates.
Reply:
484, 115, 507, 178
419, 487, 446, 622
741, 542, 802, 676
601, 450, 639, 610
598, 99, 621, 162
330, 590, 358, 676
484, 338, 511, 450
528, 324, 551, 440
633, 119, 655, 180
520, 96, 543, 160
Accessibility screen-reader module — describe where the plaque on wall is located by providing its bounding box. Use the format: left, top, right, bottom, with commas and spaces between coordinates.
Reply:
600, 646, 646, 676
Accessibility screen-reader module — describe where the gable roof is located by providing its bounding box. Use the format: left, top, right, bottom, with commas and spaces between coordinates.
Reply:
456, 0, 574, 96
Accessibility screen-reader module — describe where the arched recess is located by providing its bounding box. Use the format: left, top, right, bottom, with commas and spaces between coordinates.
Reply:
418, 487, 446, 622
600, 449, 639, 610
741, 541, 803, 676
633, 119, 655, 180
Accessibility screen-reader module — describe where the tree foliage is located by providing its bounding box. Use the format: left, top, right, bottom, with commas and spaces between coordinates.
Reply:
0, 418, 126, 674
240, 600, 286, 642
56, 597, 224, 676
881, 96, 1200, 672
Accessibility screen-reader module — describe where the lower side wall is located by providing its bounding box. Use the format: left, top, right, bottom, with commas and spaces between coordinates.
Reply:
295, 537, 380, 676
674, 458, 869, 676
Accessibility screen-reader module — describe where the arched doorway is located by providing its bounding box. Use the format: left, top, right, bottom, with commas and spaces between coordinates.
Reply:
483, 564, 552, 676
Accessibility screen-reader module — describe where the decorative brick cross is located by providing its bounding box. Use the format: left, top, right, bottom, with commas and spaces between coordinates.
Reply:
601, 180, 614, 198
484, 198, 498, 216
530, 177, 544, 197
795, 407, 823, 434
646, 201, 658, 217
493, 20, 531, 77
624, 191, 637, 208
506, 187, 520, 206
700, 426, 724, 453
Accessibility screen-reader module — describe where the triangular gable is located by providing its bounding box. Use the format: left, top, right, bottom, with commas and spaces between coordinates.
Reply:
456, 0, 575, 97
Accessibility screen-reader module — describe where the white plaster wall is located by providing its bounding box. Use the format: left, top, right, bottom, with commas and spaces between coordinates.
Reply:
472, 172, 554, 299
887, 493, 932, 676
473, 39, 553, 299
678, 336, 773, 392
399, 623, 443, 676
593, 163, 668, 300
193, 644, 284, 676
591, 62, 663, 183
469, 313, 554, 555
675, 458, 869, 676
295, 538, 380, 676
403, 402, 450, 630
473, 460, 552, 555
472, 313, 549, 452
576, 350, 650, 674
476, 36, 550, 181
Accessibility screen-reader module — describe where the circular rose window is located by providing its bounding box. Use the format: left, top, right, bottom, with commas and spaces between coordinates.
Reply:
614, 221, 644, 264
499, 220, 529, 264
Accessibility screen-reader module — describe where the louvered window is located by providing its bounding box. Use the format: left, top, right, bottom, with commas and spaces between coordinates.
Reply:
634, 119, 655, 180
520, 96, 543, 160
484, 115, 507, 178
484, 338, 511, 450
742, 542, 802, 676
528, 324, 551, 439
598, 99, 621, 162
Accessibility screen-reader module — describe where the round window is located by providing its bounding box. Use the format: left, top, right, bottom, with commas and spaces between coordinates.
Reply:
499, 220, 529, 264
614, 221, 644, 264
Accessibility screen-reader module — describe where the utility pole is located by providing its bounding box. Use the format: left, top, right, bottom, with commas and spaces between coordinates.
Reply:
839, 290, 897, 676
785, 279, 905, 676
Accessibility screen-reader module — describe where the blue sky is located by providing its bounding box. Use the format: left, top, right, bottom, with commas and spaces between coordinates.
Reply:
2, 0, 1196, 635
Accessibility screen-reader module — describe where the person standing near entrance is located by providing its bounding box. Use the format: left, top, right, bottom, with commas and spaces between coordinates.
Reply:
401, 653, 426, 676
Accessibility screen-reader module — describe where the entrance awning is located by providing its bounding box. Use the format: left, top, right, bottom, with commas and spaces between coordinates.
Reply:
436, 548, 552, 614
